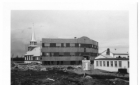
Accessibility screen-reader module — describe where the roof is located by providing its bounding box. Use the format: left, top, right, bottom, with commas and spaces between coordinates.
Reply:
42, 36, 98, 45
95, 55, 112, 59
113, 53, 129, 55
25, 47, 41, 56
95, 58, 129, 60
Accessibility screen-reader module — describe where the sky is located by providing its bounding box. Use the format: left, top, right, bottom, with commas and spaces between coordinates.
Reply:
11, 10, 129, 57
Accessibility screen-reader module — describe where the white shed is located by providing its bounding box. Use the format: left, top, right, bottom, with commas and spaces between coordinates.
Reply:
94, 57, 129, 73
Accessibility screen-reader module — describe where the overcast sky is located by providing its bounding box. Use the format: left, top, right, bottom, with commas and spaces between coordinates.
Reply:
11, 10, 129, 57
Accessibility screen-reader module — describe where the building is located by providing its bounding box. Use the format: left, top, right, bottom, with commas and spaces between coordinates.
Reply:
113, 53, 129, 58
41, 36, 98, 65
94, 48, 129, 73
24, 26, 42, 64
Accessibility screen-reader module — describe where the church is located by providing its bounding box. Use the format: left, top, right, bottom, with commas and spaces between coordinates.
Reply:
24, 25, 42, 64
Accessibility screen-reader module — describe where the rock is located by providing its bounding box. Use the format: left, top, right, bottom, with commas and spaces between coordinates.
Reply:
40, 68, 47, 71
85, 75, 92, 79
46, 78, 55, 81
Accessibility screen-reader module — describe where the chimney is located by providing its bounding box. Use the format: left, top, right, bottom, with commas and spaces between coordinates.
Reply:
106, 48, 110, 55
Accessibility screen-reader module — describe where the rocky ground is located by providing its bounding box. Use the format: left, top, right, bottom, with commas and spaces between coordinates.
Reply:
11, 65, 129, 85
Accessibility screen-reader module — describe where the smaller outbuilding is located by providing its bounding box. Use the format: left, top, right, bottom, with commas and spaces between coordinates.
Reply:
94, 48, 129, 73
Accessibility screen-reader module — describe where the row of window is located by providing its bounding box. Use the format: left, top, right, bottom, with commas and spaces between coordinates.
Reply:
43, 61, 82, 65
42, 60, 94, 65
30, 42, 37, 45
42, 52, 98, 56
28, 47, 35, 51
96, 61, 123, 67
42, 43, 98, 49
25, 56, 39, 61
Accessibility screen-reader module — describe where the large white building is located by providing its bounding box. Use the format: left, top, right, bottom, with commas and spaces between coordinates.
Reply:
24, 25, 42, 64
94, 48, 129, 73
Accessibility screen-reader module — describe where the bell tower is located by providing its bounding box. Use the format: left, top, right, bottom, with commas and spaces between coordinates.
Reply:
28, 23, 37, 51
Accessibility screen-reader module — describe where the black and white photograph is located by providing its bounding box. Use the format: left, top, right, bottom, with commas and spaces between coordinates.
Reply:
0, 1, 138, 85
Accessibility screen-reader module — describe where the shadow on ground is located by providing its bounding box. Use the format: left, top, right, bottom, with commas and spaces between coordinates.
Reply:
11, 67, 129, 85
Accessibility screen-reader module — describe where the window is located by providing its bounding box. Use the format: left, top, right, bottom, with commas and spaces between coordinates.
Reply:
92, 45, 95, 48
42, 52, 45, 56
75, 52, 79, 56
96, 61, 98, 66
50, 53, 54, 57
91, 44, 93, 48
94, 53, 98, 56
93, 45, 98, 49
61, 43, 64, 47
119, 61, 122, 67
64, 43, 66, 47
70, 52, 75, 56
64, 52, 70, 56
128, 61, 129, 68
100, 61, 102, 66
91, 53, 93, 56
42, 43, 45, 47
71, 61, 76, 65
81, 44, 84, 47
56, 43, 61, 47
50, 43, 56, 47
70, 43, 75, 47
76, 52, 81, 56
59, 52, 64, 56
107, 61, 109, 67
79, 53, 81, 56
81, 52, 86, 56
94, 45, 97, 49
44, 43, 50, 47
111, 61, 113, 67
34, 42, 36, 45
79, 44, 81, 47
61, 61, 63, 65
54, 52, 59, 56
115, 61, 117, 67
103, 61, 105, 66
91, 60, 94, 64
89, 44, 92, 48
75, 43, 79, 47
46, 53, 50, 56
84, 48, 86, 53
66, 43, 70, 47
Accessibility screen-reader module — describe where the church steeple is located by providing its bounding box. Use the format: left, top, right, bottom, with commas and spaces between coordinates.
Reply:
28, 23, 37, 51
31, 23, 36, 41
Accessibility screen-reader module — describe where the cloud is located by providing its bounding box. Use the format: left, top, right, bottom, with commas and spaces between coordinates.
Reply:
11, 10, 129, 56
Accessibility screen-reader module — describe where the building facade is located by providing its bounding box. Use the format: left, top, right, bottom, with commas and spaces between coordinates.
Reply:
94, 58, 129, 73
94, 48, 129, 73
41, 36, 98, 65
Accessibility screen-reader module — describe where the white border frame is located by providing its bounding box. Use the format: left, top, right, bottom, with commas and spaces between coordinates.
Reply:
0, 1, 138, 85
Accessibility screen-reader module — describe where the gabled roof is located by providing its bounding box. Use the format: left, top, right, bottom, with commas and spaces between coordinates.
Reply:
95, 49, 114, 59
25, 47, 41, 56
95, 54, 114, 59
95, 48, 129, 60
